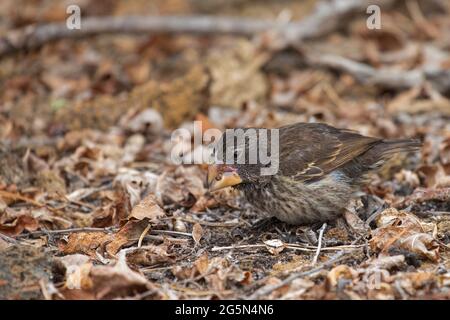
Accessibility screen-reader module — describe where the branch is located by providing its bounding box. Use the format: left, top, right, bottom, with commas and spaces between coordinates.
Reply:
308, 54, 423, 90
306, 53, 450, 93
0, 0, 396, 58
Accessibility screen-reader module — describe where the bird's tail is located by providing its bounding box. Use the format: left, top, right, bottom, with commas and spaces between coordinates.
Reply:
378, 138, 422, 156
340, 138, 421, 183
364, 138, 422, 170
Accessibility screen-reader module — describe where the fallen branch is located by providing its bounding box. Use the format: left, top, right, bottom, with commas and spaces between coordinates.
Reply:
305, 53, 450, 94
309, 53, 423, 90
0, 0, 396, 58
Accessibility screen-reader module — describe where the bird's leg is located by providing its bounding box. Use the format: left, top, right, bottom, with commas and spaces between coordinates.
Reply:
251, 217, 279, 232
360, 194, 386, 221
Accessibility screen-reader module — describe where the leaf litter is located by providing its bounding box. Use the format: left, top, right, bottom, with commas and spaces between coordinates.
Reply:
0, 0, 449, 300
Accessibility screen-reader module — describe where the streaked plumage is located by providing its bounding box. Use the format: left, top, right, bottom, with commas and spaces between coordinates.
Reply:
208, 122, 421, 225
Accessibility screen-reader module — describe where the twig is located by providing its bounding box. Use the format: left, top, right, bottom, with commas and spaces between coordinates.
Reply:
15, 226, 117, 238
138, 223, 151, 248
290, 243, 364, 251
312, 223, 327, 265
0, 0, 396, 58
0, 232, 18, 244
212, 244, 268, 251
143, 234, 189, 244
211, 242, 363, 252
140, 265, 175, 273
177, 217, 239, 227
151, 230, 193, 237
423, 211, 450, 216
170, 284, 233, 297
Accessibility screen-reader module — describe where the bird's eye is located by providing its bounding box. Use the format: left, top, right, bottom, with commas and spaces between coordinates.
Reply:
233, 150, 239, 161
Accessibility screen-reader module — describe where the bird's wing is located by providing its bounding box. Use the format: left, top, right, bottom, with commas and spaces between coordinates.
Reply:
278, 123, 380, 181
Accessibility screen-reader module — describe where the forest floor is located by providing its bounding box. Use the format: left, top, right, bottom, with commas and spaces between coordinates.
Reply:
0, 0, 450, 299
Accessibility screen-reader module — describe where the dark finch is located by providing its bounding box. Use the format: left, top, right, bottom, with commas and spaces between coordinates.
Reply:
207, 122, 421, 225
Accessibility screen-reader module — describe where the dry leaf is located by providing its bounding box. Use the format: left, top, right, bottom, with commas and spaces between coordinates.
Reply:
105, 220, 150, 256
327, 265, 358, 287
114, 168, 159, 207
156, 166, 205, 207
60, 252, 158, 300
0, 210, 39, 236
192, 223, 203, 245
57, 254, 93, 290
263, 239, 286, 255
126, 245, 173, 267
60, 232, 110, 257
129, 194, 165, 222
370, 208, 440, 262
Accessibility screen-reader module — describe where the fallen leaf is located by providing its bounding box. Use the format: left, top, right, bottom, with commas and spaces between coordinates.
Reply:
263, 239, 286, 255
114, 168, 159, 207
192, 223, 203, 245
129, 194, 165, 222
327, 265, 358, 288
121, 108, 163, 134
105, 220, 150, 256
57, 254, 93, 290
155, 166, 205, 207
126, 245, 173, 267
363, 254, 406, 270
60, 251, 159, 299
0, 209, 39, 236
370, 208, 440, 262
60, 232, 110, 258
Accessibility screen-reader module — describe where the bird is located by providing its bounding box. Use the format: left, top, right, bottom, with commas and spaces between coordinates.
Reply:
207, 122, 421, 225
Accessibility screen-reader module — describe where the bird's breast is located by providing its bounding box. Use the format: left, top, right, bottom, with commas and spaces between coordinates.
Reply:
241, 172, 354, 224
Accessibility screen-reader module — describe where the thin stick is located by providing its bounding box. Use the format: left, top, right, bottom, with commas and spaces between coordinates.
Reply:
178, 217, 239, 227
289, 243, 364, 251
151, 230, 192, 237
312, 223, 327, 265
211, 242, 362, 253
0, 232, 18, 243
15, 226, 117, 238
143, 235, 189, 244
212, 244, 314, 252
138, 223, 151, 248
140, 266, 175, 273
15, 226, 193, 241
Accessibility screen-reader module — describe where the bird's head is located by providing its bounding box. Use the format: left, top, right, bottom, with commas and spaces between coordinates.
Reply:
207, 129, 276, 191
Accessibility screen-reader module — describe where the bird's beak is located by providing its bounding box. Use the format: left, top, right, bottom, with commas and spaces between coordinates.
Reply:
207, 165, 242, 192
